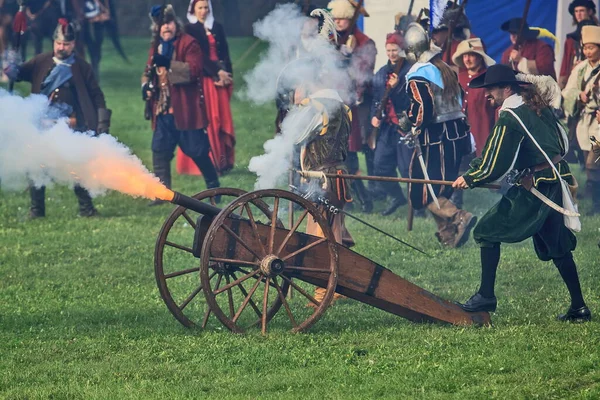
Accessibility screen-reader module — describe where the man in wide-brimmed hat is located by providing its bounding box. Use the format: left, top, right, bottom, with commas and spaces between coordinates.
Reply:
562, 25, 600, 215
4, 18, 110, 218
327, 0, 376, 213
559, 0, 598, 89
449, 37, 496, 209
453, 64, 590, 323
500, 17, 556, 79
452, 38, 496, 158
141, 4, 220, 206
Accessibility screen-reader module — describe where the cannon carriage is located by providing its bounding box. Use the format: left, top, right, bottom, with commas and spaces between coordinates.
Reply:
155, 187, 490, 334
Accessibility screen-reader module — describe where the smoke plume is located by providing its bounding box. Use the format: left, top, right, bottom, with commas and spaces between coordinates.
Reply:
0, 90, 168, 200
244, 4, 370, 189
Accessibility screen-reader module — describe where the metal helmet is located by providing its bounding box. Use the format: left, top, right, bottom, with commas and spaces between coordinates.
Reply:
403, 22, 430, 63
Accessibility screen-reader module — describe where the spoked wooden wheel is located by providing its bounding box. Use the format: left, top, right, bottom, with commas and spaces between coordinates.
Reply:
200, 189, 339, 334
155, 187, 275, 328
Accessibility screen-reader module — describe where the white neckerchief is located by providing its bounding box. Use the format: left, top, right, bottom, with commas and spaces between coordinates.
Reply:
499, 93, 524, 111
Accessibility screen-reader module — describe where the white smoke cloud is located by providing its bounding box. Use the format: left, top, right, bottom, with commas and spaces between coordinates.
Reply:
0, 89, 167, 199
244, 4, 363, 189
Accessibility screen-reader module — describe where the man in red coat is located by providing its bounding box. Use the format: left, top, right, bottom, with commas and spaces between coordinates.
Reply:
500, 18, 556, 80
452, 38, 497, 157
559, 0, 598, 89
142, 4, 219, 205
450, 38, 496, 209
328, 0, 376, 212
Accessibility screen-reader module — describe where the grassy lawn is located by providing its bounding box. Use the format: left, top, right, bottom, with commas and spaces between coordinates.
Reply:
0, 37, 599, 399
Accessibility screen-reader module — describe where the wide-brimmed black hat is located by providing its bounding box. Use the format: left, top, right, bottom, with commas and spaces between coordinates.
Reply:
569, 0, 596, 16
469, 64, 532, 89
500, 18, 538, 39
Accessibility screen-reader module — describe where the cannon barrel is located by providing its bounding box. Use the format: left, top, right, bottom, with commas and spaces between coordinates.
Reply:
169, 191, 223, 217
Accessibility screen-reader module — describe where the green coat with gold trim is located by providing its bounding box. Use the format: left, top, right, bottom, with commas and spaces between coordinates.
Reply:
462, 95, 576, 261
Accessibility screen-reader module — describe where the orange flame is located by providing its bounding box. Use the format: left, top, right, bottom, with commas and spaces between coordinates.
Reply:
80, 157, 175, 201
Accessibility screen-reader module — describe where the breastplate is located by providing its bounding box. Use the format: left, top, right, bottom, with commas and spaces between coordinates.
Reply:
431, 83, 465, 123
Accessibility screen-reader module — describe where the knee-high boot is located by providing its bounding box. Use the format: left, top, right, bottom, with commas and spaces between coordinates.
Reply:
29, 186, 46, 218
350, 179, 373, 213
192, 156, 221, 202
74, 185, 97, 217
149, 151, 172, 206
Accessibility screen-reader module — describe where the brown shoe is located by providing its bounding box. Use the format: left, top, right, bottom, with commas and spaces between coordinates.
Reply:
452, 211, 477, 248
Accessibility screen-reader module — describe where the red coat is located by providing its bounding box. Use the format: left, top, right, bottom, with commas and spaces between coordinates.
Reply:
458, 68, 496, 156
145, 33, 208, 131
501, 39, 556, 79
559, 37, 578, 87
347, 28, 376, 152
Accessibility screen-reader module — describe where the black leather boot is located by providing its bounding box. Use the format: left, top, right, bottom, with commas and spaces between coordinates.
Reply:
381, 183, 407, 216
74, 185, 98, 217
557, 306, 592, 322
350, 179, 373, 213
458, 292, 497, 312
149, 152, 172, 206
29, 186, 46, 219
192, 156, 221, 203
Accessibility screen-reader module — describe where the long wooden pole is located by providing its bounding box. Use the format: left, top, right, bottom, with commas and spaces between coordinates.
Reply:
297, 171, 501, 190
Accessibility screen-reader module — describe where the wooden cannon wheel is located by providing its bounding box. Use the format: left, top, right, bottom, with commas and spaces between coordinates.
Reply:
155, 187, 280, 328
200, 189, 339, 334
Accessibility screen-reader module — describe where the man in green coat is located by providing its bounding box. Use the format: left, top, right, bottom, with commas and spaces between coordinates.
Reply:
452, 64, 591, 322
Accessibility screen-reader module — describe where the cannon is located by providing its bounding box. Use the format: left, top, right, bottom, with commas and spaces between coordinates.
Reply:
155, 188, 490, 334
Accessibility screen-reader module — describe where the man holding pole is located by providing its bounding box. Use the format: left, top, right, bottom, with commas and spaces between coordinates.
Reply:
453, 64, 590, 322
397, 22, 475, 248
500, 17, 556, 80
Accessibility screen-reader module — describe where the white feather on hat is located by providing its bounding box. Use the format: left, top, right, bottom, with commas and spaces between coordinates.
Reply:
516, 73, 562, 109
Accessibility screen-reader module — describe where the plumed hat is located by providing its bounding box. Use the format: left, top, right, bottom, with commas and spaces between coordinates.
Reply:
53, 18, 76, 42
500, 18, 538, 40
469, 64, 532, 89
149, 4, 176, 27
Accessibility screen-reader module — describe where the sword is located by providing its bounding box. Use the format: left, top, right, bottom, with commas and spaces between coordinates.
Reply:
529, 187, 580, 217
412, 131, 440, 209
508, 169, 580, 217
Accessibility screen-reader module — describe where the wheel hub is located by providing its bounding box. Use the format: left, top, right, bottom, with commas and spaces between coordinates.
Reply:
260, 254, 285, 276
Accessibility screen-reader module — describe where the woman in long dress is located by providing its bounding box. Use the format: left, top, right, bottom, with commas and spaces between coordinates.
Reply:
177, 0, 235, 175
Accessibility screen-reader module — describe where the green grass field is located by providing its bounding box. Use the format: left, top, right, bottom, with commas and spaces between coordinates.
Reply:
0, 37, 599, 399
